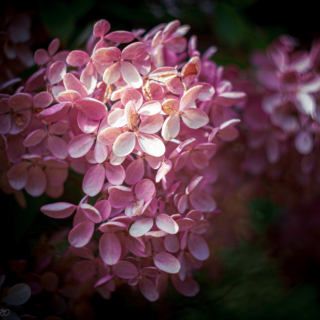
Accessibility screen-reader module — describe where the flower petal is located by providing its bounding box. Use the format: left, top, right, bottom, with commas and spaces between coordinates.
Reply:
162, 113, 180, 141
82, 164, 105, 196
41, 202, 77, 219
129, 218, 154, 237
138, 133, 165, 157
100, 233, 121, 265
68, 221, 94, 248
113, 132, 136, 157
121, 61, 143, 89
156, 214, 179, 234
181, 108, 209, 129
113, 261, 139, 279
153, 252, 180, 274
188, 233, 209, 261
76, 98, 107, 120
68, 134, 95, 158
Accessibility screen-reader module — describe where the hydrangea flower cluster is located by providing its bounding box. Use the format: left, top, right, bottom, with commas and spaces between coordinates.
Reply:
216, 35, 320, 208
0, 19, 246, 301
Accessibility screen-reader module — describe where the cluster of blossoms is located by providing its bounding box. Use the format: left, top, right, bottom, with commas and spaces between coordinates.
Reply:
207, 35, 320, 210
0, 19, 246, 302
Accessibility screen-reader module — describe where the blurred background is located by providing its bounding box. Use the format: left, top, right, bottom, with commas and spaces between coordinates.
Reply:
1, 0, 320, 319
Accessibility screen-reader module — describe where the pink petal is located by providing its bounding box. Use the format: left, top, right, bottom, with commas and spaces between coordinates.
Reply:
100, 233, 121, 265
93, 19, 110, 37
108, 109, 126, 127
178, 194, 189, 214
7, 161, 32, 190
121, 88, 143, 108
145, 154, 163, 169
132, 52, 151, 76
125, 158, 144, 185
57, 90, 81, 103
164, 234, 179, 253
155, 160, 172, 183
108, 186, 134, 208
47, 135, 68, 159
138, 100, 161, 116
139, 114, 164, 134
166, 77, 184, 95
48, 38, 60, 56
141, 267, 161, 277
129, 218, 154, 237
34, 48, 50, 65
80, 62, 98, 94
176, 218, 195, 231
295, 92, 316, 115
68, 134, 95, 158
94, 141, 108, 163
94, 200, 111, 221
41, 202, 77, 218
162, 20, 180, 38
113, 132, 136, 157
0, 114, 11, 134
76, 97, 107, 120
121, 42, 147, 60
163, 37, 187, 53
120, 61, 143, 88
23, 129, 46, 147
174, 152, 190, 172
135, 179, 155, 201
216, 91, 247, 107
105, 163, 125, 185
24, 68, 46, 92
72, 260, 96, 282
189, 191, 216, 212
295, 131, 313, 154
181, 108, 209, 129
188, 233, 209, 261
66, 50, 90, 67
33, 92, 53, 109
138, 133, 165, 157
162, 113, 180, 141
139, 278, 159, 301
104, 31, 134, 43
80, 203, 102, 223
83, 164, 105, 196
45, 167, 68, 187
113, 261, 139, 279
180, 85, 202, 111
25, 166, 46, 196
98, 127, 122, 145
153, 252, 180, 274
63, 73, 88, 98
68, 221, 94, 247
156, 214, 179, 234
39, 103, 69, 123
9, 93, 32, 110
93, 47, 121, 64
49, 61, 66, 85
186, 175, 203, 194
103, 62, 121, 84
171, 275, 199, 297
77, 111, 99, 133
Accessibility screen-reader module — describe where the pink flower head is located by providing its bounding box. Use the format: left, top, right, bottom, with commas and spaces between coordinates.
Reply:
161, 85, 209, 141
